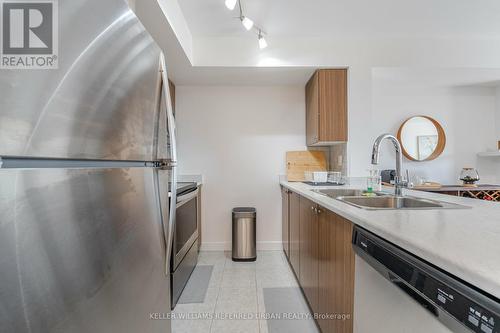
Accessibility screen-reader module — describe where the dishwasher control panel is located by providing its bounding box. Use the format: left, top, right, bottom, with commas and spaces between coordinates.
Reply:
467, 305, 496, 333
421, 275, 498, 333
352, 227, 500, 333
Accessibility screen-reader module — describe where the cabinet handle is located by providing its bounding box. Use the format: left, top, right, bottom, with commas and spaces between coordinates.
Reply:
311, 206, 315, 211
317, 209, 322, 214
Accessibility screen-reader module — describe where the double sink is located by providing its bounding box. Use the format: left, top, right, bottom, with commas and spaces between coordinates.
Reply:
313, 189, 468, 210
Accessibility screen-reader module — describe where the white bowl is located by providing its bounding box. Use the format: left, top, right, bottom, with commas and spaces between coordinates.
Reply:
312, 171, 328, 183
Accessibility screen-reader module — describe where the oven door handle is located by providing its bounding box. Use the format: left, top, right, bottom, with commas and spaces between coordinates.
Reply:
177, 188, 199, 208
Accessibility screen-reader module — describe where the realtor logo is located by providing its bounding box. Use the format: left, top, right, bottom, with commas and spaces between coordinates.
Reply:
1, 0, 58, 69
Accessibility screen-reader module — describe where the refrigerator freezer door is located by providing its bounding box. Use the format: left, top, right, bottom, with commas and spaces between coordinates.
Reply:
0, 168, 170, 332
0, 0, 161, 161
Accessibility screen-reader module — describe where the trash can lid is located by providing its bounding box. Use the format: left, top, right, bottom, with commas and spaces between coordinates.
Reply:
232, 207, 256, 218
232, 207, 256, 213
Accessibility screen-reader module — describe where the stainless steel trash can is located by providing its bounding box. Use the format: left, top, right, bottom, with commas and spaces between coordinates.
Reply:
232, 207, 256, 261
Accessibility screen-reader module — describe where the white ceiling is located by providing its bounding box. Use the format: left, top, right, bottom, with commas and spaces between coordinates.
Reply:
139, 1, 500, 85
179, 0, 500, 38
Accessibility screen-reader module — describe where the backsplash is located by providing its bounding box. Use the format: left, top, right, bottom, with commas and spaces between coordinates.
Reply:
308, 143, 348, 176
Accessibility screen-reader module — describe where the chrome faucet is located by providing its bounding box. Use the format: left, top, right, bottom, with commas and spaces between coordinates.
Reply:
371, 134, 407, 196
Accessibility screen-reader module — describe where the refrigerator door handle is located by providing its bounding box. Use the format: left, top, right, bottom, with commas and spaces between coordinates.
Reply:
157, 159, 177, 169
164, 167, 177, 270
159, 52, 178, 270
159, 53, 177, 165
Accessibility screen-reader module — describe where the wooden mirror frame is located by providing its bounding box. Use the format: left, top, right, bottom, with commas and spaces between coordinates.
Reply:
397, 115, 446, 162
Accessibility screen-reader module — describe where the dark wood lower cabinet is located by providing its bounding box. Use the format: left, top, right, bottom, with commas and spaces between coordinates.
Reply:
289, 191, 301, 277
299, 196, 319, 315
284, 190, 354, 333
318, 209, 355, 333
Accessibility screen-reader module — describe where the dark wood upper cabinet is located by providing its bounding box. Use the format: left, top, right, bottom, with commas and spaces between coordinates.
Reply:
299, 196, 319, 315
289, 191, 301, 277
318, 208, 355, 333
281, 187, 290, 259
305, 69, 348, 146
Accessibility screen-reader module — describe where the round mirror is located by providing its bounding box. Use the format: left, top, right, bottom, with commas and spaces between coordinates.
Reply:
397, 116, 446, 161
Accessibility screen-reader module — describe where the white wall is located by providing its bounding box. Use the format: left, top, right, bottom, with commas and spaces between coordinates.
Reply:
176, 86, 305, 250
371, 71, 498, 184
496, 87, 500, 139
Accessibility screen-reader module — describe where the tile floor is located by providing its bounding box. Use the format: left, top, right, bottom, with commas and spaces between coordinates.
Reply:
172, 251, 320, 333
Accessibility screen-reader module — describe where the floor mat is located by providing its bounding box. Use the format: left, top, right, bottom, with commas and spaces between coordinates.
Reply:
263, 287, 319, 333
177, 265, 214, 304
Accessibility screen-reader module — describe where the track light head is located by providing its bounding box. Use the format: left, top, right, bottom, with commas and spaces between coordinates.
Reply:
258, 30, 268, 49
225, 0, 237, 10
227, 0, 268, 50
241, 16, 254, 30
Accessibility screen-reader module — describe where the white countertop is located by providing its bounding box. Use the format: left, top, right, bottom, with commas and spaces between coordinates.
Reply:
280, 180, 500, 299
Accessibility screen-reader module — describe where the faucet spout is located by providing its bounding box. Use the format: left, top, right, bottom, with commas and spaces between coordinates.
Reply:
371, 134, 406, 196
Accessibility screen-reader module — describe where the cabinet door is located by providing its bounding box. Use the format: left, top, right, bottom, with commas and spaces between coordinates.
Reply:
299, 196, 319, 314
306, 71, 320, 145
318, 69, 347, 142
318, 209, 354, 333
281, 187, 290, 258
289, 191, 301, 277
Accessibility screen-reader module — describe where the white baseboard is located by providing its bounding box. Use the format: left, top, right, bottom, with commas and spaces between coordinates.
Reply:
200, 242, 227, 251
200, 241, 283, 252
257, 241, 283, 251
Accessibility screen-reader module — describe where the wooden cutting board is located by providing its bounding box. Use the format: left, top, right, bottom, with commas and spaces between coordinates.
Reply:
413, 182, 442, 190
286, 151, 327, 181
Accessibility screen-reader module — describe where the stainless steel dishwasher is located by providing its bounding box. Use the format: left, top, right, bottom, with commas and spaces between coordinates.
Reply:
352, 226, 500, 333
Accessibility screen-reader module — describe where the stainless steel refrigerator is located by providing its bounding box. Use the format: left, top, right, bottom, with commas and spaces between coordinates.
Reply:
0, 0, 176, 332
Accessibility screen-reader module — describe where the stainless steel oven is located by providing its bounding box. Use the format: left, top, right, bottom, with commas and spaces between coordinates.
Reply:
171, 182, 199, 308
173, 186, 199, 268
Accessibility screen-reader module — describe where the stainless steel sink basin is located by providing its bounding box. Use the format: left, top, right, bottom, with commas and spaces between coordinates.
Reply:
313, 189, 386, 198
337, 195, 468, 210
313, 188, 468, 210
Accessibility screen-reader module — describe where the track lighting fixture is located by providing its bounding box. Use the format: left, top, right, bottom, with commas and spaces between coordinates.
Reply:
224, 0, 268, 50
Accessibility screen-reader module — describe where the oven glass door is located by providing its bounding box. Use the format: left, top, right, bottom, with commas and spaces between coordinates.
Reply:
173, 189, 198, 269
